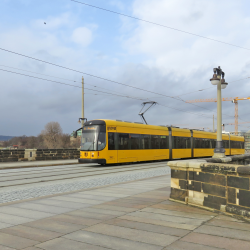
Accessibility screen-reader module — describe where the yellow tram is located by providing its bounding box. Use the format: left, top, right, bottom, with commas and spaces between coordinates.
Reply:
77, 119, 245, 165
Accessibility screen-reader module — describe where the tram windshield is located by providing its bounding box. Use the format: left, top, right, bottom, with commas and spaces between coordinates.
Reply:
80, 125, 106, 151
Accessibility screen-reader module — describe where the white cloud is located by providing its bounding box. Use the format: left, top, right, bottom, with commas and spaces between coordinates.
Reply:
71, 27, 93, 47
123, 0, 250, 77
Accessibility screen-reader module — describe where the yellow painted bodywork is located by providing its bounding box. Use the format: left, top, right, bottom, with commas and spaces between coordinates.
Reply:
79, 120, 245, 164
171, 128, 191, 159
230, 135, 245, 155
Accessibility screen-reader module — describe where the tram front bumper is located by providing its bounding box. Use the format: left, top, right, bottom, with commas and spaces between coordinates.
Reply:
78, 158, 106, 164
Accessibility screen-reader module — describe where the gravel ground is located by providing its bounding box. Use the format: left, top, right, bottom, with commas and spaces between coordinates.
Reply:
0, 166, 170, 204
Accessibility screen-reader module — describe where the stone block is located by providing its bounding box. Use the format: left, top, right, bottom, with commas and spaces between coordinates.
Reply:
19, 158, 28, 161
228, 187, 236, 204
170, 188, 187, 202
226, 204, 250, 217
203, 195, 226, 210
193, 172, 226, 186
202, 183, 226, 197
227, 176, 249, 190
238, 189, 250, 207
171, 169, 187, 180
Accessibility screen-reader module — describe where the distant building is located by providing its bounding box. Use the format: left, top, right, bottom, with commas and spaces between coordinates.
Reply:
70, 130, 82, 137
70, 130, 81, 146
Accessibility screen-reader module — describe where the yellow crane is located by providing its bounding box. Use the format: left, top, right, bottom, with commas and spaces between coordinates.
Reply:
186, 97, 250, 135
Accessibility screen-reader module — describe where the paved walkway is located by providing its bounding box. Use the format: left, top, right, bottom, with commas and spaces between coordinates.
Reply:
0, 175, 250, 250
0, 160, 79, 170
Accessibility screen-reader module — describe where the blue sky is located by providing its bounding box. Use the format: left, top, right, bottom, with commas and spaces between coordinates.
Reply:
1, 0, 250, 136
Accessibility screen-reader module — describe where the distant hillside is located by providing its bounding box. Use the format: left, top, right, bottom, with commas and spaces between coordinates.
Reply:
0, 136, 15, 141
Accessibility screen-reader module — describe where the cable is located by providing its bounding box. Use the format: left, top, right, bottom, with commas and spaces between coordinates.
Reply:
71, 0, 250, 51
0, 68, 146, 101
0, 47, 223, 115
0, 64, 144, 101
158, 103, 213, 119
0, 67, 219, 119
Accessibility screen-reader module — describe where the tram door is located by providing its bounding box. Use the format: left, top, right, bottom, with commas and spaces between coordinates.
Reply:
107, 132, 117, 164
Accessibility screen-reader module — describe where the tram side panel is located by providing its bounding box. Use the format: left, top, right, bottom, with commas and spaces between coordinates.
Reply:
171, 128, 192, 159
115, 126, 169, 163
230, 135, 245, 155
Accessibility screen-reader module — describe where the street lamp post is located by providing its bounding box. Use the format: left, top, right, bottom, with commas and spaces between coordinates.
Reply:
210, 66, 228, 158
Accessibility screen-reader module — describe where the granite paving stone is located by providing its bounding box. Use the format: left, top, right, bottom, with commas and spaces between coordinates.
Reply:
31, 199, 91, 209
66, 210, 117, 220
214, 214, 245, 222
142, 207, 215, 220
77, 207, 126, 216
105, 218, 190, 237
111, 198, 155, 205
0, 207, 55, 220
131, 193, 170, 199
66, 193, 117, 201
119, 215, 198, 230
85, 223, 179, 246
48, 196, 104, 205
22, 247, 43, 250
36, 237, 109, 250
92, 205, 139, 213
152, 203, 215, 215
0, 245, 15, 250
23, 218, 86, 234
164, 240, 224, 250
121, 196, 164, 203
127, 211, 205, 225
64, 230, 163, 250
156, 187, 171, 192
10, 203, 74, 214
194, 224, 250, 241
51, 214, 101, 226
0, 225, 62, 242
81, 191, 129, 198
98, 188, 140, 194
0, 223, 13, 230
206, 218, 250, 231
102, 201, 149, 209
0, 213, 34, 225
0, 232, 39, 249
182, 232, 250, 250
1, 171, 250, 250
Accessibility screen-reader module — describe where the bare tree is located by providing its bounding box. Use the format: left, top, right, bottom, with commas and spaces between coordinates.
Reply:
40, 122, 63, 149
60, 134, 71, 148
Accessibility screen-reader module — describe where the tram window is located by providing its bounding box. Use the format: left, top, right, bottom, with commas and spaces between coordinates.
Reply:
232, 141, 244, 149
118, 133, 129, 150
140, 134, 150, 149
108, 133, 115, 150
185, 137, 191, 148
151, 135, 160, 149
204, 139, 209, 148
131, 134, 140, 150
160, 136, 169, 149
98, 131, 106, 150
223, 140, 229, 148
173, 136, 190, 149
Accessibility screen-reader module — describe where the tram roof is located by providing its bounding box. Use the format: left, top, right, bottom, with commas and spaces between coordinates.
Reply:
87, 120, 244, 139
92, 119, 190, 132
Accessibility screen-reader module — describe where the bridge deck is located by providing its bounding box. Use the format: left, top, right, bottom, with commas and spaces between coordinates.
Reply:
0, 175, 249, 250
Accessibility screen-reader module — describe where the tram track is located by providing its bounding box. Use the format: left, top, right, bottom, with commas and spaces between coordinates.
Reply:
0, 162, 170, 188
